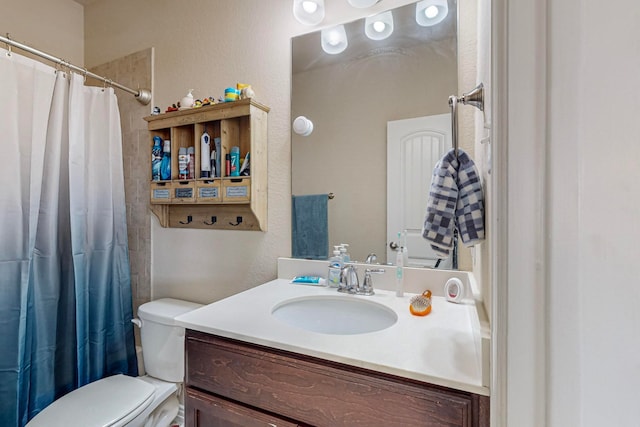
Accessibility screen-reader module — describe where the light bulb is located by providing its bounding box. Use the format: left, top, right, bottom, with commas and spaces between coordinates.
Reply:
327, 30, 341, 45
425, 5, 439, 19
293, 0, 325, 26
416, 0, 448, 27
365, 10, 393, 41
321, 24, 348, 54
373, 21, 386, 33
302, 0, 318, 14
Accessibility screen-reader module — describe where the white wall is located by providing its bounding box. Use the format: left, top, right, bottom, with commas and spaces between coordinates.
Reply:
0, 0, 83, 65
82, 0, 425, 303
558, 0, 640, 424
505, 0, 640, 425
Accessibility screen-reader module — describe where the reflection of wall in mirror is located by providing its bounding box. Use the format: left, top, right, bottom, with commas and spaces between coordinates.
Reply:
292, 40, 456, 264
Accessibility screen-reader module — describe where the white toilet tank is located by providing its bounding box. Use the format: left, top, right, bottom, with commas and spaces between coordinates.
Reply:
137, 298, 203, 383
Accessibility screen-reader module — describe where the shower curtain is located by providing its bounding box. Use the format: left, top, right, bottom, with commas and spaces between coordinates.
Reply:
0, 49, 137, 426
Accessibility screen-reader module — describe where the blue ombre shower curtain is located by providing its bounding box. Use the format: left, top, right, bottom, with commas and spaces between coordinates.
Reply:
0, 49, 137, 426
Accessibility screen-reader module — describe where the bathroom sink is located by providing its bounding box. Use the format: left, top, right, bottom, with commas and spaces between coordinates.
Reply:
271, 296, 398, 335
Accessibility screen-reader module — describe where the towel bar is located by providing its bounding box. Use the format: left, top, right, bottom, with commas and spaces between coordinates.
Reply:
448, 83, 485, 158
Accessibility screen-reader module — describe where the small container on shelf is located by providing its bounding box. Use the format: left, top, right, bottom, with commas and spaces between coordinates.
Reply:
150, 181, 172, 204
196, 179, 222, 203
222, 177, 251, 203
171, 181, 196, 203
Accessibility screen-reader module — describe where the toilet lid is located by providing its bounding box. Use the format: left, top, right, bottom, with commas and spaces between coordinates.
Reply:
27, 374, 155, 427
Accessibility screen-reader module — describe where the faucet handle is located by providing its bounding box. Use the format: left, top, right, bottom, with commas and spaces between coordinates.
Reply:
361, 268, 385, 296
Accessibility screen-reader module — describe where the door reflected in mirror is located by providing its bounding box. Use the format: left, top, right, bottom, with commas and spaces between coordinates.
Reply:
291, 1, 458, 266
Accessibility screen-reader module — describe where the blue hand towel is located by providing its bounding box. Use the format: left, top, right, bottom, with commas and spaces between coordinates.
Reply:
292, 194, 329, 260
422, 148, 485, 257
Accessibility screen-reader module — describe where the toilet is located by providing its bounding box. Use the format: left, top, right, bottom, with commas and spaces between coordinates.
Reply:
27, 298, 202, 427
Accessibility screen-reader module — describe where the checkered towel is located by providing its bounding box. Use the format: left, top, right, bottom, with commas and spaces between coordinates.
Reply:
422, 148, 485, 257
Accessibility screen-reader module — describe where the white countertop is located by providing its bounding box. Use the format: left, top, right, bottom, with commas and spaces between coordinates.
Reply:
175, 278, 489, 396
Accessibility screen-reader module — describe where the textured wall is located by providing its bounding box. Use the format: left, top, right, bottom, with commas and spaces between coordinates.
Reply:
83, 0, 429, 304
1, 0, 83, 65
89, 48, 153, 324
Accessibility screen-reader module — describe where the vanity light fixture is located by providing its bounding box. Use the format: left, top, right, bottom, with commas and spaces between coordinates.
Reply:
365, 10, 394, 40
321, 24, 348, 54
293, 116, 314, 136
348, 0, 381, 8
415, 0, 448, 27
293, 0, 325, 26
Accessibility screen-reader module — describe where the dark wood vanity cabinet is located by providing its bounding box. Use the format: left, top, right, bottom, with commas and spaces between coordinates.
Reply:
185, 330, 489, 427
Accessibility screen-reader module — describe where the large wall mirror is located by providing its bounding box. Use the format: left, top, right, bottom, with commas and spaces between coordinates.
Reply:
291, 1, 458, 266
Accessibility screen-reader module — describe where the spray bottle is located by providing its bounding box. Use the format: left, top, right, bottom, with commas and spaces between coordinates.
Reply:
160, 140, 171, 180
151, 136, 163, 181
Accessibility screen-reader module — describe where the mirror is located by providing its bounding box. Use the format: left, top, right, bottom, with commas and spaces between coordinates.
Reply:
291, 1, 458, 265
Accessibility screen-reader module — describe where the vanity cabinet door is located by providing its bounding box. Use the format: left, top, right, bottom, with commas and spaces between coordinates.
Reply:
186, 330, 489, 427
185, 387, 301, 427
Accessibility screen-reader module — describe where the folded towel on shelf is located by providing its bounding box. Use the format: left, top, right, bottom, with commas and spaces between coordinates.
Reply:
422, 148, 485, 257
291, 194, 329, 260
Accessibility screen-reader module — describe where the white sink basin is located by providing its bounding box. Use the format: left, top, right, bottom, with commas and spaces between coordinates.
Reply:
271, 296, 398, 335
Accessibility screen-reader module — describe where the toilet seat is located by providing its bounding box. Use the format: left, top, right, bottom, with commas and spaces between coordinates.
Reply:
27, 374, 155, 427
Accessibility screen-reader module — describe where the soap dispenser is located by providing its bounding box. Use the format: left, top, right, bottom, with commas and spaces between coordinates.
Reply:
339, 244, 351, 263
328, 246, 343, 288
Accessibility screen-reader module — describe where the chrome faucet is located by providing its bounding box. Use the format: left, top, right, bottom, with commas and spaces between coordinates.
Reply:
361, 268, 385, 295
339, 264, 358, 294
338, 265, 384, 295
365, 253, 378, 264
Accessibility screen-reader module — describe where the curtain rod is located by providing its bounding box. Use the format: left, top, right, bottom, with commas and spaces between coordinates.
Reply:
1, 34, 151, 105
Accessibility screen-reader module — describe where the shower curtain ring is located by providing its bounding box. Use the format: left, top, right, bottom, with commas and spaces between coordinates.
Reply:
82, 67, 88, 83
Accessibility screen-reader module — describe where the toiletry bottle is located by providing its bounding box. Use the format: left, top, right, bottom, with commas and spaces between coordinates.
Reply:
225, 154, 231, 176
339, 244, 351, 263
178, 147, 188, 179
187, 146, 195, 179
200, 130, 211, 178
328, 246, 343, 288
396, 232, 404, 297
230, 146, 240, 177
214, 137, 222, 177
210, 150, 218, 178
151, 136, 163, 181
160, 140, 171, 180
239, 152, 250, 176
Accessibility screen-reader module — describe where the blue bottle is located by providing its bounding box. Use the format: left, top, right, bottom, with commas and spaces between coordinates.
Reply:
230, 146, 240, 177
160, 140, 171, 180
151, 136, 163, 181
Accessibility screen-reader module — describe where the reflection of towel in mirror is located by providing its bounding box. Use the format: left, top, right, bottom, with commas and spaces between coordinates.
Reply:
292, 194, 329, 260
422, 148, 485, 257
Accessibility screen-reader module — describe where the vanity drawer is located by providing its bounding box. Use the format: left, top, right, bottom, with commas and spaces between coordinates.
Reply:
185, 387, 299, 427
186, 330, 486, 427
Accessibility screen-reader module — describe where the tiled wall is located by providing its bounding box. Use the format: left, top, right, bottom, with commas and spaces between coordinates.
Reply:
90, 48, 153, 342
